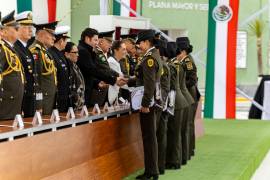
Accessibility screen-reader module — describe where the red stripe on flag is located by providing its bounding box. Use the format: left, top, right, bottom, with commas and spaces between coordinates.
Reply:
226, 0, 239, 119
47, 0, 57, 22
129, 0, 137, 17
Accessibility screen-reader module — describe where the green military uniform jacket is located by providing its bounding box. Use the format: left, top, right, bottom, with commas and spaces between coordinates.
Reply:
171, 58, 189, 110
135, 47, 162, 107
179, 58, 195, 106
0, 40, 24, 119
160, 60, 170, 109
29, 40, 57, 115
181, 55, 199, 101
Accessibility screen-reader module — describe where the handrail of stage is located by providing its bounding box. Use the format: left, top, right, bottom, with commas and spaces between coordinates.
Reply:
0, 108, 133, 142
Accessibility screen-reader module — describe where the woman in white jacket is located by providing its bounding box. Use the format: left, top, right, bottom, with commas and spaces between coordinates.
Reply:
107, 40, 127, 104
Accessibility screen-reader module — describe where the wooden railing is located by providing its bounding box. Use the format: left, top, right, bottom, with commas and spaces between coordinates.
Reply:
0, 107, 144, 180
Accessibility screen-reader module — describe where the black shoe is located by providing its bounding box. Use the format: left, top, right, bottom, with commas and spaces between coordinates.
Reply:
174, 163, 181, 169
136, 173, 159, 180
136, 173, 146, 179
159, 168, 165, 175
165, 163, 181, 170
191, 150, 195, 156
182, 159, 187, 165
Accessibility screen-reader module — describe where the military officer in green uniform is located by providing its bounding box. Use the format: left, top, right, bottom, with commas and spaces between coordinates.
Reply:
0, 10, 25, 120
29, 21, 58, 115
166, 53, 192, 168
90, 30, 119, 106
135, 30, 162, 180
153, 39, 170, 175
176, 37, 199, 158
120, 34, 138, 76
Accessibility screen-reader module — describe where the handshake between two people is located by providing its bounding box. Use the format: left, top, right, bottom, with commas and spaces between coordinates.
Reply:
98, 75, 129, 89
116, 76, 128, 87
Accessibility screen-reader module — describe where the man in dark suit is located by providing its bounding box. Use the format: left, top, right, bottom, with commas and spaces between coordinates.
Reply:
14, 11, 35, 117
77, 28, 127, 107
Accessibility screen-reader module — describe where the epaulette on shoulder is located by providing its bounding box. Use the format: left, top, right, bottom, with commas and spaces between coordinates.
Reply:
184, 57, 191, 62
29, 47, 39, 53
34, 43, 42, 49
30, 43, 42, 51
173, 58, 179, 65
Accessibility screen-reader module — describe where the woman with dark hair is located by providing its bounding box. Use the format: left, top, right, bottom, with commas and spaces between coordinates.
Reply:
135, 30, 163, 180
154, 39, 171, 175
165, 46, 192, 170
107, 40, 127, 104
176, 37, 200, 159
64, 42, 85, 111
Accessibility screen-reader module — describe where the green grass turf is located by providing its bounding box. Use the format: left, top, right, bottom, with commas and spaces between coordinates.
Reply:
124, 119, 270, 180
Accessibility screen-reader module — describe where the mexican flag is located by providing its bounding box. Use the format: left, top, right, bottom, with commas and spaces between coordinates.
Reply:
112, 0, 137, 17
204, 0, 239, 119
17, 0, 57, 23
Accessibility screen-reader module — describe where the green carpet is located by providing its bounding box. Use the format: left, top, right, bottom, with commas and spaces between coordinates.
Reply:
124, 119, 270, 180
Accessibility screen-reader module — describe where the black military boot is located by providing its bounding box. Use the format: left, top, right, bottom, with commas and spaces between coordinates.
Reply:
159, 168, 165, 175
136, 173, 159, 180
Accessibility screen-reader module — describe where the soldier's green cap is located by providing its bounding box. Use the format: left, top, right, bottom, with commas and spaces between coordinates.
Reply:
176, 36, 190, 50
120, 33, 137, 40
34, 21, 58, 34
1, 10, 19, 27
99, 30, 114, 42
136, 29, 155, 44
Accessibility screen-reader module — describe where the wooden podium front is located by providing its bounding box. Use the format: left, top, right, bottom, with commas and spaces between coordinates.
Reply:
0, 111, 144, 180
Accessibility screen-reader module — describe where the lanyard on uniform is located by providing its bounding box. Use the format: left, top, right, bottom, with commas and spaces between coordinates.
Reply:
143, 47, 155, 58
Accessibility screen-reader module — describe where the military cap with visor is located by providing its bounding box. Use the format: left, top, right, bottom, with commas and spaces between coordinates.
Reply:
98, 30, 115, 42
176, 36, 191, 50
54, 25, 70, 42
34, 21, 58, 35
135, 29, 155, 44
1, 10, 19, 27
16, 11, 34, 25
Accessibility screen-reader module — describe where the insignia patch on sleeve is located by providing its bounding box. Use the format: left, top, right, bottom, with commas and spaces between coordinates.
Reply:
186, 62, 193, 70
147, 59, 154, 67
99, 54, 106, 62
